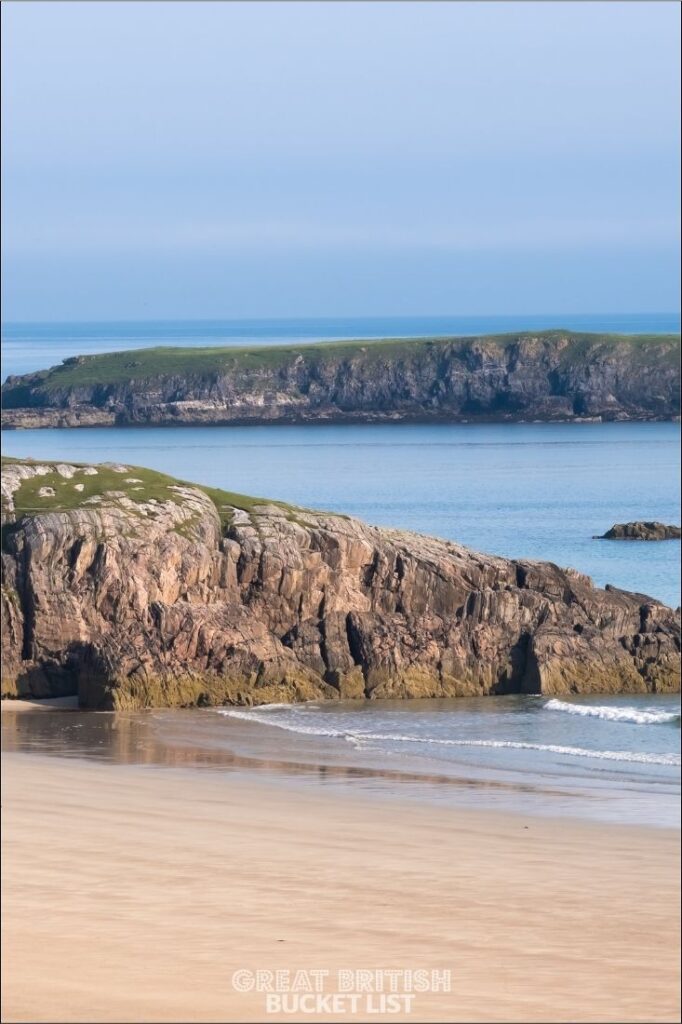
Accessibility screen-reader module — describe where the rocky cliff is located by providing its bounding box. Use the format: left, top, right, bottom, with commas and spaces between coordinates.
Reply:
1, 458, 679, 708
2, 331, 679, 428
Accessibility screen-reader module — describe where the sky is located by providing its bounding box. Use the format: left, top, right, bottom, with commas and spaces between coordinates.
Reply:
1, 0, 680, 321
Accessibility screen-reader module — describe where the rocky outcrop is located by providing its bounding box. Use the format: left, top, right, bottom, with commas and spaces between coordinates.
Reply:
595, 522, 682, 541
2, 331, 679, 428
1, 459, 679, 708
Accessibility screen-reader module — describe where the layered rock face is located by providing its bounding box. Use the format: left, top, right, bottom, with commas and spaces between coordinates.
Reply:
595, 522, 681, 541
2, 332, 679, 428
1, 460, 679, 709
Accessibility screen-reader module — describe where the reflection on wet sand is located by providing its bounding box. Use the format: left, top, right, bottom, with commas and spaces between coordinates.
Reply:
1, 705, 579, 802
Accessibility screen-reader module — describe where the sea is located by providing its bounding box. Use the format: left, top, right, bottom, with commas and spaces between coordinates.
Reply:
1, 313, 680, 826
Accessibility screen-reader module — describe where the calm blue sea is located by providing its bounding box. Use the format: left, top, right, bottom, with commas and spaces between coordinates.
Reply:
1, 315, 680, 824
3, 421, 679, 607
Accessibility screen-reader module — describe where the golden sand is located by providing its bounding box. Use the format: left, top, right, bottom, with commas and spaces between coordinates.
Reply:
1, 752, 679, 1023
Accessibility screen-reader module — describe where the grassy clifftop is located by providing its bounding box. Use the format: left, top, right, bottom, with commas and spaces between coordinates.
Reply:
7, 330, 680, 390
0, 456, 300, 532
2, 331, 679, 427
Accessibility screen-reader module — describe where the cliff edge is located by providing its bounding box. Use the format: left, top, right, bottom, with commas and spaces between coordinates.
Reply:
2, 331, 679, 428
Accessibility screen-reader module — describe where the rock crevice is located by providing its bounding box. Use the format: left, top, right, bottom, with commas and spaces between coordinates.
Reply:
1, 459, 679, 708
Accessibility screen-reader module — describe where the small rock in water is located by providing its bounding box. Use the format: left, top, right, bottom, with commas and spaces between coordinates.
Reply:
37, 487, 55, 498
595, 521, 681, 541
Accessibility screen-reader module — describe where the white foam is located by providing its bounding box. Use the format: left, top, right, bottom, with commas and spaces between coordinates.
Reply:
544, 698, 680, 726
248, 702, 298, 712
216, 709, 681, 766
218, 707, 347, 738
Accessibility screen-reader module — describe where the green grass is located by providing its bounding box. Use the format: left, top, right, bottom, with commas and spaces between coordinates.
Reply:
0, 457, 303, 533
554, 333, 680, 367
6, 330, 679, 392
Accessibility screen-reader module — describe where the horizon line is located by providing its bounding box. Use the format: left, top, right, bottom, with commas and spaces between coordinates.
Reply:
2, 311, 681, 329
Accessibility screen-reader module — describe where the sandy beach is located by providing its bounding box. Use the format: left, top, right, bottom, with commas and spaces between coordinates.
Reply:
3, 2, 680, 1022
1, 749, 679, 1024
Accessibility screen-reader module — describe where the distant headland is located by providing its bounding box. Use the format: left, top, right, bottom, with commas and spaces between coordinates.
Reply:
1, 330, 679, 429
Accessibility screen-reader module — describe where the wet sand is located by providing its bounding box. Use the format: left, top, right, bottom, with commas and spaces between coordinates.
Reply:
0, 696, 79, 712
1, 750, 680, 1023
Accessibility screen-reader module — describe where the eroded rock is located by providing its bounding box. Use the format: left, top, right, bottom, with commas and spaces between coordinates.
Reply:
1, 460, 679, 708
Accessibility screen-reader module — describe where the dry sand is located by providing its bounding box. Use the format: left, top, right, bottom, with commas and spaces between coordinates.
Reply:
1, 751, 680, 1024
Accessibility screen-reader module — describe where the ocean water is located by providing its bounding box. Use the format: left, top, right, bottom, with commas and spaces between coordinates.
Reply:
3, 420, 680, 606
213, 694, 682, 826
2, 695, 680, 826
2, 311, 680, 379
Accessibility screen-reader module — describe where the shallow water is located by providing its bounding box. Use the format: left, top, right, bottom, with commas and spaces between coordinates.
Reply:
3, 694, 680, 827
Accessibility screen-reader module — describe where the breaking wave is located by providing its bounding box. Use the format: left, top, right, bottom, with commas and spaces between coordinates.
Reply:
544, 699, 680, 726
216, 707, 681, 766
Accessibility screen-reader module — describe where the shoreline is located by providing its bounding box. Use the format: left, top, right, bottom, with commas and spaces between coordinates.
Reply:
2, 750, 680, 1023
3, 413, 680, 432
3, 697, 680, 830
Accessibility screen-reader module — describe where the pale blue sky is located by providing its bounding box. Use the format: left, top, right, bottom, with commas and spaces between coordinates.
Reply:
1, 0, 680, 320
